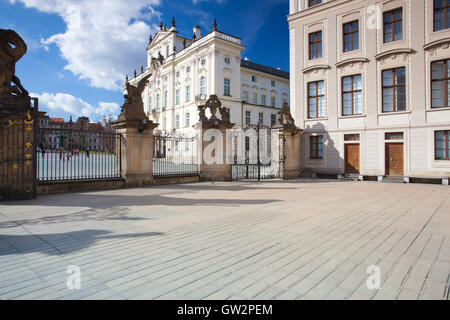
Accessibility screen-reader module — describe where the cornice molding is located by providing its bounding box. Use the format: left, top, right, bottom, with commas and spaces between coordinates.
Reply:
335, 57, 369, 68
423, 37, 450, 51
302, 64, 331, 74
374, 48, 414, 61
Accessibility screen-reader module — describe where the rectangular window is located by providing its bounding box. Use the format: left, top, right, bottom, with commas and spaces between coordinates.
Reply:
148, 96, 152, 110
252, 75, 257, 82
175, 114, 180, 129
186, 66, 191, 73
344, 134, 360, 141
185, 112, 190, 127
271, 114, 277, 127
176, 89, 180, 105
308, 80, 325, 118
308, 0, 322, 7
164, 90, 168, 108
259, 112, 264, 125
186, 86, 191, 101
343, 21, 359, 52
156, 94, 160, 110
431, 59, 450, 108
243, 90, 249, 102
382, 67, 406, 112
385, 132, 404, 140
200, 77, 205, 95
383, 8, 402, 43
434, 0, 450, 31
252, 93, 257, 104
261, 95, 266, 106
224, 78, 231, 96
435, 130, 450, 159
310, 136, 323, 159
309, 31, 322, 60
342, 74, 362, 116
271, 80, 276, 87
271, 96, 276, 107
245, 111, 251, 125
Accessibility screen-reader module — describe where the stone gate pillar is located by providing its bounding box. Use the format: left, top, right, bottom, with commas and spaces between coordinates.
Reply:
282, 127, 302, 179
276, 103, 303, 180
112, 119, 158, 188
112, 73, 158, 188
195, 95, 234, 182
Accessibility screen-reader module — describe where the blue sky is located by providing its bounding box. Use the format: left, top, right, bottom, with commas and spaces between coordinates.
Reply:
1, 0, 289, 122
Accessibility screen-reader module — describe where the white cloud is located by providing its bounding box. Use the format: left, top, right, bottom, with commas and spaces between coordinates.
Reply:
32, 92, 120, 121
10, 0, 161, 91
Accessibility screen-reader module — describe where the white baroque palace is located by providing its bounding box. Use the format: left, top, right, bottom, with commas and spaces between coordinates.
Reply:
289, 0, 450, 179
128, 19, 290, 136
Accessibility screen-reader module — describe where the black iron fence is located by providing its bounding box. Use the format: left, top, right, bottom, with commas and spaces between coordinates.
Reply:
37, 127, 124, 182
153, 134, 198, 177
231, 126, 285, 181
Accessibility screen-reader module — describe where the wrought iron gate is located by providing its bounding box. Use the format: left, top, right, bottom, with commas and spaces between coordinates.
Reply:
231, 125, 285, 181
0, 98, 38, 200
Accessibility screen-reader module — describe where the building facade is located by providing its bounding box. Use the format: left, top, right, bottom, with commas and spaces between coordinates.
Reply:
289, 0, 450, 178
128, 19, 290, 136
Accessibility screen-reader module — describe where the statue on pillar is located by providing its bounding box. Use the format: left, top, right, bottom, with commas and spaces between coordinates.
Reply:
118, 74, 150, 122
278, 102, 300, 134
0, 29, 29, 103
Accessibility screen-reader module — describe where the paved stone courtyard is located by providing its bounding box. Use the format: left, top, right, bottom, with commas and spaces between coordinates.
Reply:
0, 180, 449, 300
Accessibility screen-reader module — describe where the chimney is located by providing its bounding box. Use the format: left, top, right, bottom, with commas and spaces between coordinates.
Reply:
193, 26, 202, 39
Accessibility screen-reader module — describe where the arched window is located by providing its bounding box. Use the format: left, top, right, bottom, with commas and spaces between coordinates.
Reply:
200, 76, 205, 95
156, 93, 160, 110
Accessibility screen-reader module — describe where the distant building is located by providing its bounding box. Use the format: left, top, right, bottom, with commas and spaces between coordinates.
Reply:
128, 18, 290, 136
39, 115, 113, 152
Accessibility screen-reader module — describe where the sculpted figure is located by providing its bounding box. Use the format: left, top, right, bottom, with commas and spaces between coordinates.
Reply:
278, 102, 295, 126
118, 74, 150, 121
0, 29, 29, 98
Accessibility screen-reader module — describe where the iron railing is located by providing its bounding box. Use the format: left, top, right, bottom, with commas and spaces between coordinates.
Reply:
153, 134, 198, 177
37, 127, 124, 182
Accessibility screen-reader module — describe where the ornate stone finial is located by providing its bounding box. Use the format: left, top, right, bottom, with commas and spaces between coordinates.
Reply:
183, 38, 187, 48
193, 32, 196, 42
125, 75, 128, 83
0, 29, 29, 100
213, 19, 218, 31
173, 46, 176, 53
149, 34, 153, 43
134, 70, 137, 78
172, 16, 176, 28
141, 66, 144, 73
163, 25, 167, 31
160, 21, 163, 30
199, 95, 231, 125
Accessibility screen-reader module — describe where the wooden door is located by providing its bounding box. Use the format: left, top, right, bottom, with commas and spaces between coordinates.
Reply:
385, 143, 404, 176
345, 144, 360, 174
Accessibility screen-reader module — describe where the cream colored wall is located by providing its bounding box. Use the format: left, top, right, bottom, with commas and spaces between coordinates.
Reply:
289, 0, 450, 177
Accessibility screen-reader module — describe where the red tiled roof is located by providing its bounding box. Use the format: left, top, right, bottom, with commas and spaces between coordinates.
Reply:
50, 118, 64, 123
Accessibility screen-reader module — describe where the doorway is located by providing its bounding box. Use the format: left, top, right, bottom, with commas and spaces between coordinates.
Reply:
345, 144, 360, 174
385, 143, 404, 176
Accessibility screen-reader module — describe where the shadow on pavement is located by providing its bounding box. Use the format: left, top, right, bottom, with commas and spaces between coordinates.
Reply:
0, 229, 164, 256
